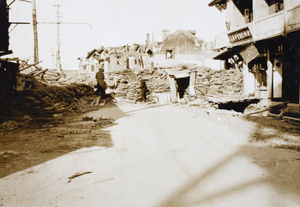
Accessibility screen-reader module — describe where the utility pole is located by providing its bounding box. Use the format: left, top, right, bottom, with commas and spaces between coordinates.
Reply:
32, 0, 39, 64
54, 4, 62, 72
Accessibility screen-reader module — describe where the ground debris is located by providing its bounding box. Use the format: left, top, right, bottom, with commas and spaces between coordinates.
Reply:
82, 116, 93, 121
0, 120, 19, 130
68, 171, 92, 183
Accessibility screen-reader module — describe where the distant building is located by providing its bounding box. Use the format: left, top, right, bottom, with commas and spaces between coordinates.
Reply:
78, 47, 108, 77
209, 0, 300, 103
78, 44, 148, 77
152, 30, 220, 69
108, 44, 146, 71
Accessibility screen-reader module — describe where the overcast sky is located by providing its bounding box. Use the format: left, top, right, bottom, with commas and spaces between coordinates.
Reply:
7, 0, 226, 70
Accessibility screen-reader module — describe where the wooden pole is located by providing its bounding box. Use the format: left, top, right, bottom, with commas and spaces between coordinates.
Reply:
54, 4, 62, 72
32, 0, 39, 64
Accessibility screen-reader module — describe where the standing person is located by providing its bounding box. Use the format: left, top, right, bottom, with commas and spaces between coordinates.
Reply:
140, 79, 148, 102
93, 67, 107, 105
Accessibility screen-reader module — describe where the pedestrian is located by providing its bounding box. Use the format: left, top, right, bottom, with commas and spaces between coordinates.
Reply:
91, 67, 107, 106
140, 79, 148, 102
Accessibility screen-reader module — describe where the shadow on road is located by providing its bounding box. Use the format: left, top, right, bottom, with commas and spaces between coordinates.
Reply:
244, 115, 300, 149
0, 100, 128, 178
159, 145, 300, 207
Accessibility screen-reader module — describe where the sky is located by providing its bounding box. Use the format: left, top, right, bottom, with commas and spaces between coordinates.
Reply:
7, 0, 226, 70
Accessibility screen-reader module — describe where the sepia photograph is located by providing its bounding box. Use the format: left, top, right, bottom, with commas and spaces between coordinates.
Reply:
0, 0, 300, 206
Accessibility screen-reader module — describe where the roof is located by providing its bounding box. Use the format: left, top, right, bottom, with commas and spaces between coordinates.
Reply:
86, 47, 105, 59
208, 0, 227, 6
213, 48, 234, 60
160, 29, 205, 52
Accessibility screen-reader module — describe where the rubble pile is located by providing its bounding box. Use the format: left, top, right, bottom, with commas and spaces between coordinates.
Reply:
56, 74, 96, 86
105, 66, 243, 102
0, 83, 94, 118
195, 67, 243, 96
37, 69, 66, 84
106, 69, 170, 101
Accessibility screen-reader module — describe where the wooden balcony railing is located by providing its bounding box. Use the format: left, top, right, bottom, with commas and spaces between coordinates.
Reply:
213, 5, 300, 49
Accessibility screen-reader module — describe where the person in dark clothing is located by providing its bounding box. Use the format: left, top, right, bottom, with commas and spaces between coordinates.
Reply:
91, 68, 107, 106
95, 68, 107, 99
140, 79, 148, 102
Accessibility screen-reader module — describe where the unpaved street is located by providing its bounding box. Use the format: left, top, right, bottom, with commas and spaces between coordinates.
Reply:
1, 102, 300, 207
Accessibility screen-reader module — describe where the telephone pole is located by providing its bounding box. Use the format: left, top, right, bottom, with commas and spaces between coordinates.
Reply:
32, 0, 39, 64
54, 4, 62, 72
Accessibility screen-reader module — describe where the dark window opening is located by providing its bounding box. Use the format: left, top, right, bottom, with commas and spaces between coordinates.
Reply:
176, 77, 190, 99
275, 0, 284, 13
166, 50, 174, 59
265, 0, 284, 13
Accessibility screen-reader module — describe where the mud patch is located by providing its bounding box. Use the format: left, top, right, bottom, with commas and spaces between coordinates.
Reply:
0, 116, 114, 178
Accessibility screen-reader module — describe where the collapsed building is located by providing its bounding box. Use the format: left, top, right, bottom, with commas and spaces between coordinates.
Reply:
77, 30, 232, 104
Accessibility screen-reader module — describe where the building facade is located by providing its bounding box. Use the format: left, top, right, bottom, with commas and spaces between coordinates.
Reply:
78, 44, 148, 77
78, 48, 109, 77
153, 30, 219, 69
210, 0, 300, 103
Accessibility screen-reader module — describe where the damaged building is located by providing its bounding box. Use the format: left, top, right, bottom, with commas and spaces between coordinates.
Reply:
209, 0, 300, 104
78, 44, 148, 77
153, 29, 219, 69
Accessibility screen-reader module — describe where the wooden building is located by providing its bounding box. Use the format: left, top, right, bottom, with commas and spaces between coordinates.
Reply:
209, 0, 300, 103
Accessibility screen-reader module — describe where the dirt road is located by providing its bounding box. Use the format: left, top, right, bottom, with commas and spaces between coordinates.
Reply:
1, 102, 300, 207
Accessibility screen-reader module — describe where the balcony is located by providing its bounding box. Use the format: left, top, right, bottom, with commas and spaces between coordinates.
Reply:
287, 4, 300, 32
213, 4, 300, 49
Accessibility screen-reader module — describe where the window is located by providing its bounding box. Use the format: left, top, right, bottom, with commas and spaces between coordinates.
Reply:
277, 44, 283, 52
244, 9, 253, 23
91, 65, 95, 72
166, 50, 174, 59
275, 0, 284, 13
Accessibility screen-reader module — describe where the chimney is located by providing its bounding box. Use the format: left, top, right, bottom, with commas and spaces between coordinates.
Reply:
146, 33, 150, 46
162, 29, 170, 40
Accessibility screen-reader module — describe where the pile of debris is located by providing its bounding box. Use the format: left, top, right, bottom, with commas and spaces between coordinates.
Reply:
195, 67, 243, 96
18, 61, 67, 88
0, 83, 94, 119
0, 59, 97, 120
105, 65, 243, 102
106, 68, 170, 101
56, 74, 96, 86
